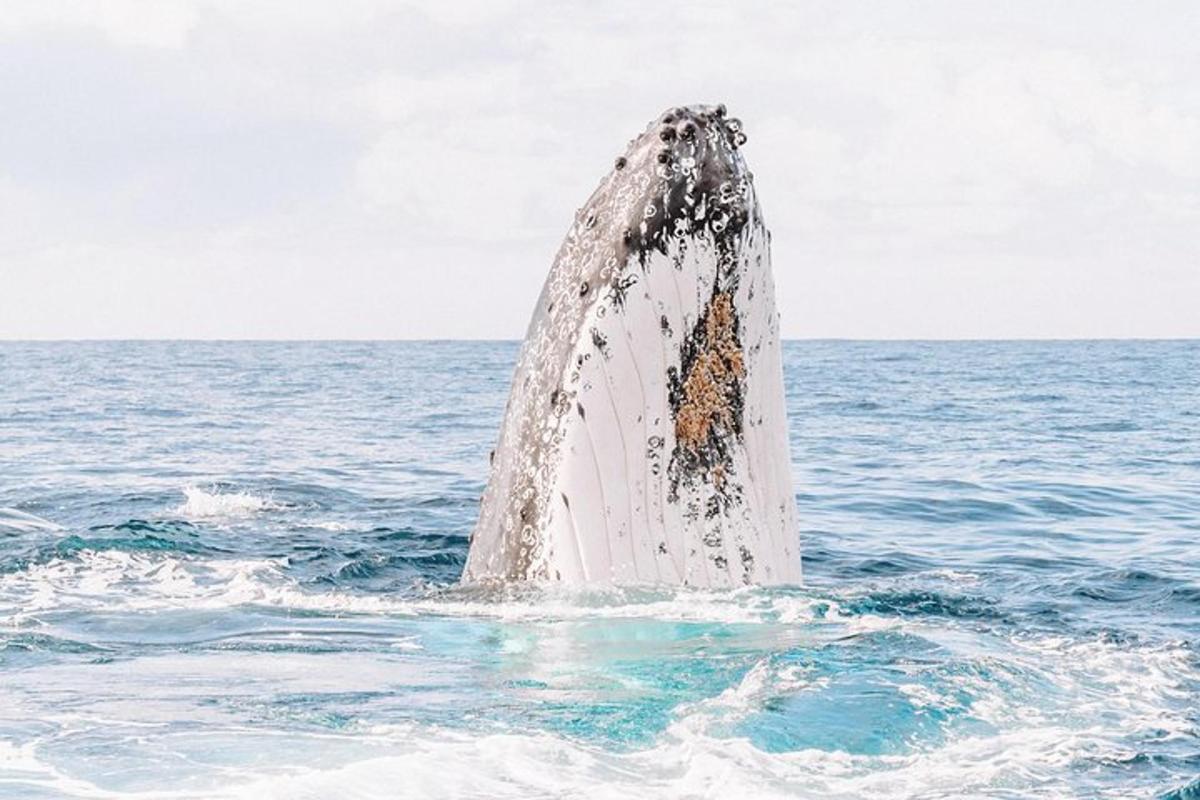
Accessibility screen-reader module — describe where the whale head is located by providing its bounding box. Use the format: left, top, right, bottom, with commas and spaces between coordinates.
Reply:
464, 103, 800, 587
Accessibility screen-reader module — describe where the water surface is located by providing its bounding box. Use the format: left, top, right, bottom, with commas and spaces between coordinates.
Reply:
1, 340, 1198, 798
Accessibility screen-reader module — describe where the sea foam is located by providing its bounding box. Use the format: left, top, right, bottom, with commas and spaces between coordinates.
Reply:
174, 486, 284, 520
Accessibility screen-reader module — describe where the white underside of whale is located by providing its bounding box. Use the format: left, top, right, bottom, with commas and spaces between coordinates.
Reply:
533, 236, 800, 586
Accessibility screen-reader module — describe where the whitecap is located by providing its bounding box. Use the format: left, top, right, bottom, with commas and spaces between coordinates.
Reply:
173, 486, 284, 520
306, 520, 352, 532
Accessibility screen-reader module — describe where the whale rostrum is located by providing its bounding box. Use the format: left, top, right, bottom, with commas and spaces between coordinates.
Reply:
463, 103, 801, 587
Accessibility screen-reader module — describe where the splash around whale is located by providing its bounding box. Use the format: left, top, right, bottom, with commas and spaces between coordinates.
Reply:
463, 103, 800, 588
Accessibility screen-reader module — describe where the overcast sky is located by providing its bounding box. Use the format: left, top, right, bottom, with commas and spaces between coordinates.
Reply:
2, 1, 1198, 339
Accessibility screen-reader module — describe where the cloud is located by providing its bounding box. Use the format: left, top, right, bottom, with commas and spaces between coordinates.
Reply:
0, 0, 198, 49
1, 1, 1199, 338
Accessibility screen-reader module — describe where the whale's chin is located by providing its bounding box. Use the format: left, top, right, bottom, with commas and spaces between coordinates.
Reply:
463, 104, 801, 588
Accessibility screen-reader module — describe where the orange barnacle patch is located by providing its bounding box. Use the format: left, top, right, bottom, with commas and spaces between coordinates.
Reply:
667, 290, 746, 511
674, 292, 744, 455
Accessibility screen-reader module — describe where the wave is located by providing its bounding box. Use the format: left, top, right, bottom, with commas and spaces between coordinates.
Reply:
205, 728, 1099, 799
0, 507, 61, 534
306, 520, 353, 532
0, 550, 834, 625
0, 548, 1195, 798
174, 486, 286, 520
5, 640, 1194, 799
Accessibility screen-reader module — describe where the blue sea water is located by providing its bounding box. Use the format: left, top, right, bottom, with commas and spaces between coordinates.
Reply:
0, 340, 1198, 799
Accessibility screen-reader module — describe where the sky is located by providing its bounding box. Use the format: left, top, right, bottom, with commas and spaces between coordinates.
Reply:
2, 1, 1198, 339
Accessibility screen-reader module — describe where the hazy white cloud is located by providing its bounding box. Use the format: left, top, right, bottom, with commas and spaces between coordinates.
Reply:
1, 0, 1198, 338
0, 0, 199, 48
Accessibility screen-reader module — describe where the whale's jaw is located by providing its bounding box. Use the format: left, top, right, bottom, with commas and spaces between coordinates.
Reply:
463, 104, 801, 587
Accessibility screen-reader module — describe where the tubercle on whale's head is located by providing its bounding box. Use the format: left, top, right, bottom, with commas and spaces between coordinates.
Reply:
609, 103, 758, 264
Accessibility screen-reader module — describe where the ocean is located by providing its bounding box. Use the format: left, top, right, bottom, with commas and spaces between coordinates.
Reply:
0, 340, 1197, 799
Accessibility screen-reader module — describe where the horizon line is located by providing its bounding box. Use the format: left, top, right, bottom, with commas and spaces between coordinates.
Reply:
2, 337, 1197, 344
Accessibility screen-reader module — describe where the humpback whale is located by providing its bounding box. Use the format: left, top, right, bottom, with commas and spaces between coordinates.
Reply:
463, 103, 801, 587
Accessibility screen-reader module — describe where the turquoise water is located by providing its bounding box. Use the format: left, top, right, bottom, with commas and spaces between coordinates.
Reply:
0, 340, 1198, 798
